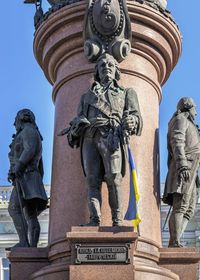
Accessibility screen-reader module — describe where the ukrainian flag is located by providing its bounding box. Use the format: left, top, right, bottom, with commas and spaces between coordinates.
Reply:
124, 144, 141, 230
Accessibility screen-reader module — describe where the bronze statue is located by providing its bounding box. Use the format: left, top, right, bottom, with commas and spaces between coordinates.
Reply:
8, 109, 48, 249
145, 0, 167, 9
136, 0, 167, 10
34, 6, 44, 28
60, 53, 142, 226
163, 97, 200, 247
47, 0, 81, 9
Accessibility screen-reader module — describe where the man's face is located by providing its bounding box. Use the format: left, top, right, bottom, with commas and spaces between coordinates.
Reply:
189, 106, 197, 120
14, 115, 21, 132
97, 57, 116, 83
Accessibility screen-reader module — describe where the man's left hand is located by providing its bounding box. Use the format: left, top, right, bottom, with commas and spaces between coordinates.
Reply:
122, 115, 138, 133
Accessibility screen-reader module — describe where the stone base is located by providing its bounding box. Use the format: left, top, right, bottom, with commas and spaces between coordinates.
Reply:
9, 229, 200, 280
28, 226, 137, 280
159, 247, 200, 280
7, 247, 49, 280
70, 265, 134, 280
66, 227, 179, 280
134, 237, 179, 280
67, 226, 136, 280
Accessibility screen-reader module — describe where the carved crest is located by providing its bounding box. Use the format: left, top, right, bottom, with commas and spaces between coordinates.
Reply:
84, 0, 132, 62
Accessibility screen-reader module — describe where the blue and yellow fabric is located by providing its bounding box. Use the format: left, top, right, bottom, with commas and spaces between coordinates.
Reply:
124, 145, 141, 230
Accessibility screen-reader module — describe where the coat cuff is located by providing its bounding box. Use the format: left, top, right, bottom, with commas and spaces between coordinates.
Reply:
176, 159, 188, 171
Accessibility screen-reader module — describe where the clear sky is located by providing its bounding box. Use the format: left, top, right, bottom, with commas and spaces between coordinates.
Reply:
0, 1, 199, 185
160, 1, 200, 182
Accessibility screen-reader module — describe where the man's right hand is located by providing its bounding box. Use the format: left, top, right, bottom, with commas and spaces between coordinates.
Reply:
7, 171, 15, 183
122, 115, 138, 133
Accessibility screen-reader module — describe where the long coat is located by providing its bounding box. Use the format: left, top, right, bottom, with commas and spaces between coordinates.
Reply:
70, 81, 143, 178
163, 112, 200, 206
9, 123, 48, 206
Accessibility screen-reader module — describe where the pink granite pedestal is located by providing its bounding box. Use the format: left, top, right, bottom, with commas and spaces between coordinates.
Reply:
66, 227, 180, 280
9, 229, 200, 280
160, 247, 200, 280
7, 248, 49, 280
8, 1, 186, 280
67, 227, 136, 280
69, 265, 134, 280
26, 227, 181, 280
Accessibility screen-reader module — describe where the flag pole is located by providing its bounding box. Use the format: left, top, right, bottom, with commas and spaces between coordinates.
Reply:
137, 224, 140, 236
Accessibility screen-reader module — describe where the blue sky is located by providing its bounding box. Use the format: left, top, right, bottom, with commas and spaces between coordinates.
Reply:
160, 1, 200, 181
0, 1, 199, 185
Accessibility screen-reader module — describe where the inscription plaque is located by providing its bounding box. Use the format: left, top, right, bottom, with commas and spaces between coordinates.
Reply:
75, 244, 130, 264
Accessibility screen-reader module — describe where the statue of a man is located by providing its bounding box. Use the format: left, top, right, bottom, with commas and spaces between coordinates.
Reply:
163, 97, 200, 247
8, 109, 48, 248
61, 53, 143, 226
146, 0, 167, 10
135, 0, 167, 10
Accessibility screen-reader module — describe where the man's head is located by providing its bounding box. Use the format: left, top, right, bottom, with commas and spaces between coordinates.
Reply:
94, 53, 120, 84
14, 109, 36, 131
177, 97, 197, 120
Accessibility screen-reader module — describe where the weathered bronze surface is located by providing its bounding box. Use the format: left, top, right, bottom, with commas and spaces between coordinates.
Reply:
135, 0, 167, 10
7, 109, 48, 249
60, 53, 142, 226
163, 97, 200, 247
84, 0, 131, 62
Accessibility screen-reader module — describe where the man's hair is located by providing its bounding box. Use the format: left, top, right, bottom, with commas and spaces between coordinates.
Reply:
94, 53, 121, 82
15, 109, 43, 140
16, 109, 36, 124
177, 97, 196, 112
